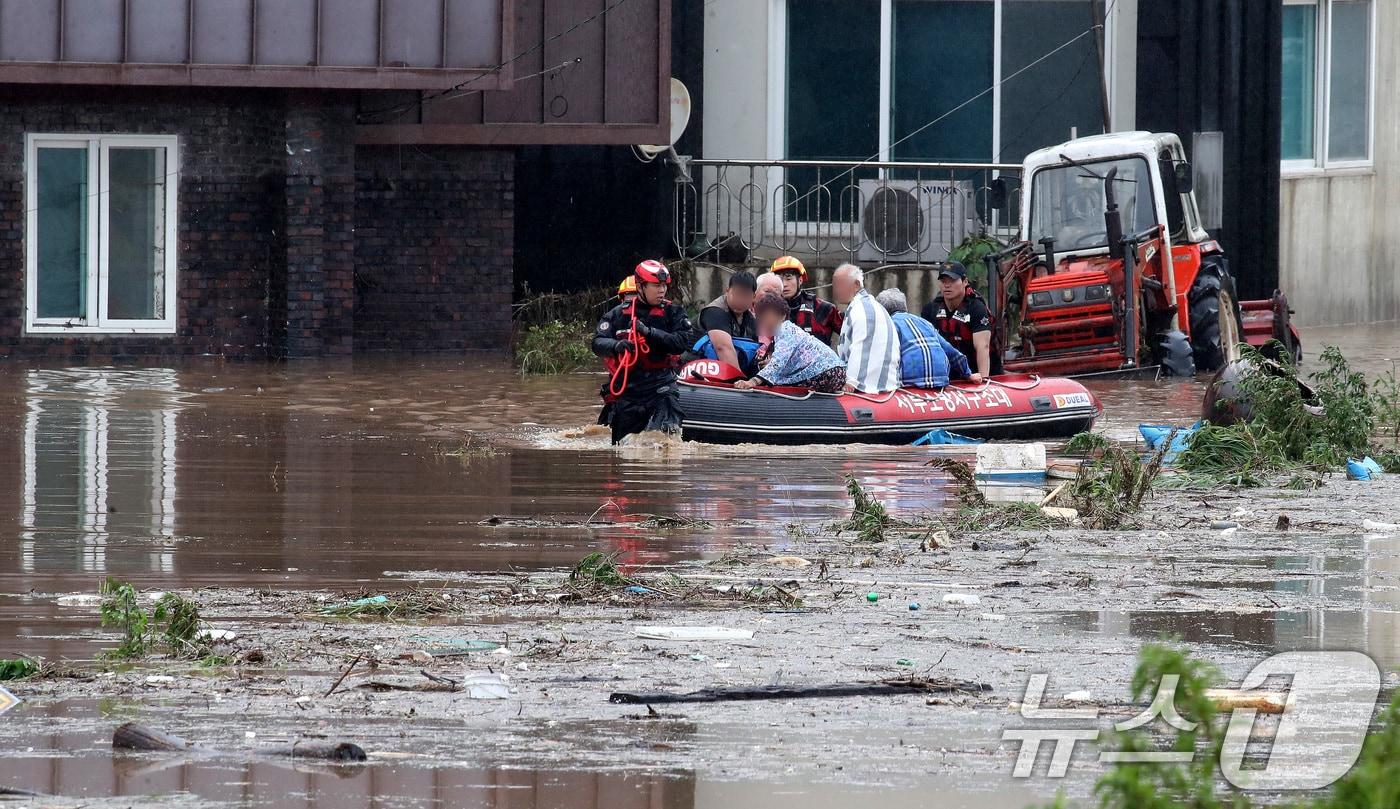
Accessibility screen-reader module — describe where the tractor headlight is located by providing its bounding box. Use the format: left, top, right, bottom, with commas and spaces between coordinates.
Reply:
1031, 292, 1052, 307
1085, 284, 1109, 301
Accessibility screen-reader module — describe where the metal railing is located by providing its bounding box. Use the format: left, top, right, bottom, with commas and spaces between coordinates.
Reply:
672, 158, 1023, 267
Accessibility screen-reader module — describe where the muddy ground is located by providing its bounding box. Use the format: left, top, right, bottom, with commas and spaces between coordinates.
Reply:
5, 468, 1399, 808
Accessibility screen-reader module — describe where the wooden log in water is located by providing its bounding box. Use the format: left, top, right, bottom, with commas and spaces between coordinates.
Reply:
609, 678, 991, 705
112, 722, 195, 752
113, 722, 365, 762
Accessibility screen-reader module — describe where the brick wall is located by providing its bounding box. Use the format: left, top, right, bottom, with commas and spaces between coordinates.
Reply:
353, 146, 514, 353
0, 86, 285, 360
0, 87, 515, 359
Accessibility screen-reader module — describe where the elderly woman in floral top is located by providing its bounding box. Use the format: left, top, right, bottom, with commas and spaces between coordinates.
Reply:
734, 293, 848, 393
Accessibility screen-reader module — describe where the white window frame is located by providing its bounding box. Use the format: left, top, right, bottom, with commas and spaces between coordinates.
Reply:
1280, 0, 1375, 175
25, 134, 179, 335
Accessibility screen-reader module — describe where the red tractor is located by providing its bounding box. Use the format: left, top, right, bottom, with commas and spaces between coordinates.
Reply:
986, 132, 1300, 377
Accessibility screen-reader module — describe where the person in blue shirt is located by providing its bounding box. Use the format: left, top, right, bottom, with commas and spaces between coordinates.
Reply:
876, 287, 981, 389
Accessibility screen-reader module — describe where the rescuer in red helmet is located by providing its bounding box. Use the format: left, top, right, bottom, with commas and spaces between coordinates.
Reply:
591, 260, 695, 444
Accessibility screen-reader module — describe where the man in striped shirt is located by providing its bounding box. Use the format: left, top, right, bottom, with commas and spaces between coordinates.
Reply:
832, 263, 901, 394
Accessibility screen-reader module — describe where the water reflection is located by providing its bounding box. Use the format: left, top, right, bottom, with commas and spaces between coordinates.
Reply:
20, 369, 183, 576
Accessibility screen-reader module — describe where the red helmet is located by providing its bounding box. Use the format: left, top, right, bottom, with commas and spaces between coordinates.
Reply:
634, 260, 671, 285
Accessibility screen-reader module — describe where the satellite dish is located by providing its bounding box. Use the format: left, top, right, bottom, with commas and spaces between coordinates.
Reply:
637, 78, 691, 158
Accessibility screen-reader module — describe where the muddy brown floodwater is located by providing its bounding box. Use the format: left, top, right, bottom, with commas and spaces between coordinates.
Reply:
0, 323, 1397, 808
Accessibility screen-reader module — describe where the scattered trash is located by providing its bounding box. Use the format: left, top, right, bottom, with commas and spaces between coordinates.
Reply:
320, 595, 389, 614
1139, 423, 1198, 464
1209, 520, 1240, 530
463, 672, 514, 700
767, 556, 812, 568
624, 585, 656, 595
1064, 690, 1093, 702
908, 602, 921, 611
197, 628, 238, 643
1348, 457, 1384, 481
866, 592, 880, 603
979, 613, 1007, 622
1276, 514, 1291, 531
609, 677, 991, 704
143, 675, 175, 685
404, 638, 502, 657
690, 654, 709, 662
911, 428, 983, 446
942, 593, 981, 606
55, 594, 103, 607
714, 662, 733, 669
896, 658, 914, 666
974, 443, 1047, 483
1363, 519, 1400, 533
1040, 506, 1080, 522
633, 626, 755, 641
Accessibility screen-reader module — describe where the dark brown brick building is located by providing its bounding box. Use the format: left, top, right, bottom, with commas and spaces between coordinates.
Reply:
0, 0, 670, 359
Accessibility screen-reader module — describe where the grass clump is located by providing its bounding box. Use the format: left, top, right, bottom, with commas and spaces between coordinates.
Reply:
837, 476, 902, 542
0, 658, 38, 681
1067, 443, 1166, 529
99, 578, 207, 660
1063, 431, 1112, 456
570, 551, 629, 588
515, 319, 596, 375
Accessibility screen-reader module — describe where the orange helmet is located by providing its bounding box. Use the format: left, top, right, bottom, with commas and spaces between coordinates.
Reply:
617, 276, 638, 299
634, 259, 671, 285
771, 255, 807, 281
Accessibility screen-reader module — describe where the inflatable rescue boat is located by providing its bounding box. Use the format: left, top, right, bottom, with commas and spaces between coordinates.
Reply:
677, 360, 1101, 445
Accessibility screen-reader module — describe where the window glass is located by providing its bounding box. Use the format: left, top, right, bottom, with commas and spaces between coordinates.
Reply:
1327, 0, 1370, 162
1280, 3, 1317, 161
785, 0, 880, 222
892, 0, 993, 162
998, 0, 1103, 163
36, 147, 88, 319
1029, 157, 1154, 252
107, 147, 166, 321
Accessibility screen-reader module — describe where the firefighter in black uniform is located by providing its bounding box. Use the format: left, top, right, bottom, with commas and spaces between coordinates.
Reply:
592, 260, 695, 444
921, 260, 1003, 378
771, 256, 843, 347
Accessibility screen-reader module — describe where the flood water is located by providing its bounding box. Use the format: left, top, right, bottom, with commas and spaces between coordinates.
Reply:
0, 322, 1396, 806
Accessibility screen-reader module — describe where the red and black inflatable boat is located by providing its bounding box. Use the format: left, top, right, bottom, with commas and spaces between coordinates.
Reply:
677, 360, 1101, 445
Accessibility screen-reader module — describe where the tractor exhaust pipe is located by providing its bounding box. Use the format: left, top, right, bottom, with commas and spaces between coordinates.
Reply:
1038, 237, 1056, 275
1103, 167, 1124, 260
1121, 231, 1137, 368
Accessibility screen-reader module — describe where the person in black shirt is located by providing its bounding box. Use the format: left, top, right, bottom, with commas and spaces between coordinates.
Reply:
921, 261, 1002, 378
697, 270, 758, 370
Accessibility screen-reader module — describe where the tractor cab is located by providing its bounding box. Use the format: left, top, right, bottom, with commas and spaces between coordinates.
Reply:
988, 132, 1299, 377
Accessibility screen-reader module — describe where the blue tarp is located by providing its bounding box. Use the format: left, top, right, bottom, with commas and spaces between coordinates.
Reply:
912, 429, 983, 446
1138, 422, 1201, 465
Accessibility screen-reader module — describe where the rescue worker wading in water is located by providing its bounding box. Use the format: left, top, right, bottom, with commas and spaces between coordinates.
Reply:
592, 260, 695, 444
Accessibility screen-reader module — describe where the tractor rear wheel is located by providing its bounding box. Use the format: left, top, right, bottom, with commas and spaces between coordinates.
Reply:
1187, 261, 1239, 373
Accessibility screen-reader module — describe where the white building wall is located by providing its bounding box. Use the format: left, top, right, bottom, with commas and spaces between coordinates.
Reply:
1279, 1, 1398, 326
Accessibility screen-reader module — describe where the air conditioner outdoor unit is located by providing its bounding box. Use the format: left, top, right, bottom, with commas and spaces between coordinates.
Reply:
855, 179, 978, 263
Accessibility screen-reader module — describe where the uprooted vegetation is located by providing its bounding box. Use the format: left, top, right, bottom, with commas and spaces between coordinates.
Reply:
1066, 442, 1168, 529
99, 578, 211, 661
1178, 344, 1400, 486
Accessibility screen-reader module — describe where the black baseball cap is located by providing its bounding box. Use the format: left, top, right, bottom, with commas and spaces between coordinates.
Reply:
935, 260, 967, 280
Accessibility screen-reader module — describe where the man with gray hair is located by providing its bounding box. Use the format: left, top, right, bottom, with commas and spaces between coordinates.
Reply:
831, 263, 900, 394
876, 287, 980, 389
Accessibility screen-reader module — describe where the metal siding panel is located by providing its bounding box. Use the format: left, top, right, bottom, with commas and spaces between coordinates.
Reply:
382, 0, 443, 67
191, 0, 253, 64
445, 0, 501, 67
128, 0, 190, 63
63, 0, 124, 62
602, 0, 658, 124
482, 0, 541, 123
256, 0, 317, 66
0, 0, 62, 62
541, 0, 603, 123
320, 0, 380, 67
